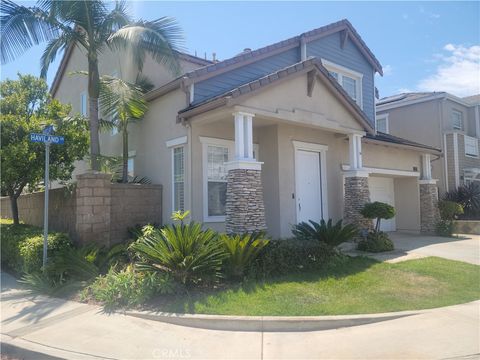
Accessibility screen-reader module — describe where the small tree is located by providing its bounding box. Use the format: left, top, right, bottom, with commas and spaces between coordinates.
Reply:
0, 75, 89, 224
360, 202, 395, 232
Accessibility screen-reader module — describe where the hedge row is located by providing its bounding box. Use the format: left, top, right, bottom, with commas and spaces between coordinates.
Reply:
1, 219, 72, 274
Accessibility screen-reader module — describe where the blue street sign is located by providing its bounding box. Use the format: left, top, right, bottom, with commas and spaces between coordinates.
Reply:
29, 133, 65, 144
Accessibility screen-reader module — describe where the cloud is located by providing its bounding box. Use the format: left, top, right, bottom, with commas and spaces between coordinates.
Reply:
383, 65, 393, 76
419, 6, 441, 20
417, 43, 480, 97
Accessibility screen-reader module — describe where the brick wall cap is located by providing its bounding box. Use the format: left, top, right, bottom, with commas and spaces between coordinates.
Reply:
76, 171, 112, 180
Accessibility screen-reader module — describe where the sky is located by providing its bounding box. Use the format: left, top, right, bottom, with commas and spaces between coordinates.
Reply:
1, 1, 479, 98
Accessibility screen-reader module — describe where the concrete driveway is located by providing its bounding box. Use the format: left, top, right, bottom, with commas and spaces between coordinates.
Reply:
343, 233, 480, 265
1, 272, 480, 360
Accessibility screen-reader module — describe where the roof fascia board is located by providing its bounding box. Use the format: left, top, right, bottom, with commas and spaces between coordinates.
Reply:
145, 78, 184, 102
363, 137, 441, 154
50, 42, 76, 96
378, 93, 473, 112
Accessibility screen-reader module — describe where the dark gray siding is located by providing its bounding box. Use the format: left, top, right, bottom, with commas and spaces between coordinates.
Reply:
307, 32, 376, 124
193, 47, 300, 104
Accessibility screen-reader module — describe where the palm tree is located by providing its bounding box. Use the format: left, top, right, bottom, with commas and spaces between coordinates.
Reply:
1, 0, 182, 170
99, 74, 153, 183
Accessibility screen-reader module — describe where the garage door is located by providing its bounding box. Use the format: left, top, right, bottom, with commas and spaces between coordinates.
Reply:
368, 177, 396, 232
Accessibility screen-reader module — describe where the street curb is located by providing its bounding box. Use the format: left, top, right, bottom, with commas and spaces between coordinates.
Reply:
123, 309, 420, 332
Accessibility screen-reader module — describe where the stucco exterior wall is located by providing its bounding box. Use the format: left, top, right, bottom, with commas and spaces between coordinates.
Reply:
362, 142, 422, 172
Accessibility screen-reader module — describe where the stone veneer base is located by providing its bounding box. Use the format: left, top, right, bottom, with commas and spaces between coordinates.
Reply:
344, 175, 372, 230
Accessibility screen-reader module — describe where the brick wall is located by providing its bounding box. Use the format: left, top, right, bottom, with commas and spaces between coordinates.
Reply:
1, 172, 162, 246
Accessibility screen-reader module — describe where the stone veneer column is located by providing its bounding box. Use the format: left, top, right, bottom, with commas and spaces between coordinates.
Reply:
225, 165, 267, 234
419, 180, 440, 233
75, 171, 112, 245
344, 172, 372, 230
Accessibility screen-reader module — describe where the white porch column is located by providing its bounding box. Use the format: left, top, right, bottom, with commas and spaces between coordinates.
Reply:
225, 112, 266, 234
349, 133, 363, 170
421, 153, 432, 180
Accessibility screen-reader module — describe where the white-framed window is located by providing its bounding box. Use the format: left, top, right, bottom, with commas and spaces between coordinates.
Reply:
80, 91, 87, 116
322, 59, 363, 108
127, 157, 134, 177
465, 135, 479, 157
172, 146, 185, 211
200, 136, 259, 222
376, 114, 389, 134
452, 110, 463, 130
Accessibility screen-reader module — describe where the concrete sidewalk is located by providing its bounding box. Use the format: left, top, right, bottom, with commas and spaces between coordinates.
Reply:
1, 272, 479, 360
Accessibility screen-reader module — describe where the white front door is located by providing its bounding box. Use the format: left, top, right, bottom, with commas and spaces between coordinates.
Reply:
368, 177, 396, 232
296, 150, 323, 223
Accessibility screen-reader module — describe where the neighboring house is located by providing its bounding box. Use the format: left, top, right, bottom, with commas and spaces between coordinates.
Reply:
377, 92, 480, 193
52, 19, 441, 237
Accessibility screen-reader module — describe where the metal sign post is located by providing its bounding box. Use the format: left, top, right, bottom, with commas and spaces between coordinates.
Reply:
29, 126, 65, 269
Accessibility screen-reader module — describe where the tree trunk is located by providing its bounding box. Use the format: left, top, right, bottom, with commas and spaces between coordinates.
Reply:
122, 124, 129, 183
88, 56, 101, 171
10, 195, 19, 225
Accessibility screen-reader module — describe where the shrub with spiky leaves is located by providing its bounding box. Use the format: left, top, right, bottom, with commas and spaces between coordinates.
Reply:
220, 232, 269, 279
131, 222, 226, 285
292, 219, 358, 248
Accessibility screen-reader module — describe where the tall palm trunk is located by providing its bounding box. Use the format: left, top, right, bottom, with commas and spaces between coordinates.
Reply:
88, 54, 101, 171
122, 123, 129, 183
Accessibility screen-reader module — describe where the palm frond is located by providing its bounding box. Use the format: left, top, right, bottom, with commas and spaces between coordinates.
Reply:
40, 32, 80, 78
99, 0, 130, 38
1, 0, 59, 64
107, 17, 184, 75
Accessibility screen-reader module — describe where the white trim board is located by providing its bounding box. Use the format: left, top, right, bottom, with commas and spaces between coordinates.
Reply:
166, 136, 187, 148
341, 165, 420, 177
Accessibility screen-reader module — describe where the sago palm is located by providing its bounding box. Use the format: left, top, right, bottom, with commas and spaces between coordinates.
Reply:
98, 73, 153, 183
1, 0, 183, 170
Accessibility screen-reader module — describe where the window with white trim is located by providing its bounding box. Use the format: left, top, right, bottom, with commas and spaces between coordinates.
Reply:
465, 135, 479, 157
80, 92, 87, 116
200, 137, 259, 222
322, 59, 363, 108
173, 146, 185, 211
452, 110, 463, 130
376, 114, 389, 134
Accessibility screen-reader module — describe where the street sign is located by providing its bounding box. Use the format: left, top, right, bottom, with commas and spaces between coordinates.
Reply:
29, 128, 65, 268
30, 133, 65, 144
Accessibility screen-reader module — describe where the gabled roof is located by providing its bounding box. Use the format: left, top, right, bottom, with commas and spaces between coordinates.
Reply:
463, 94, 480, 105
377, 92, 445, 106
178, 57, 375, 134
365, 131, 441, 153
183, 19, 383, 82
49, 43, 213, 97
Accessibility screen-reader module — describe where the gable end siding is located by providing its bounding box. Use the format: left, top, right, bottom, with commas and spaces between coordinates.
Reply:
307, 32, 376, 124
193, 47, 301, 104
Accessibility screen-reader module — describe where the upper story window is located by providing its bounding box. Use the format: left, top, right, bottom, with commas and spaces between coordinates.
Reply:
322, 59, 363, 108
376, 114, 389, 134
452, 110, 463, 130
80, 91, 87, 116
465, 135, 479, 157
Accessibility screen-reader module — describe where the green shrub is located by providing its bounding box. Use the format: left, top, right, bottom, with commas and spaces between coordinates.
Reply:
444, 183, 480, 219
360, 202, 395, 232
357, 231, 394, 252
131, 221, 226, 285
220, 232, 269, 279
438, 200, 464, 220
292, 219, 358, 247
1, 219, 73, 274
251, 238, 337, 278
435, 220, 455, 237
84, 265, 175, 311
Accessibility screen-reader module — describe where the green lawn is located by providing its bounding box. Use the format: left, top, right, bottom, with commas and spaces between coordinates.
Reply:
153, 256, 480, 316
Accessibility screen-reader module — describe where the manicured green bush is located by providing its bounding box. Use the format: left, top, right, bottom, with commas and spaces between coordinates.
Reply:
443, 183, 480, 219
292, 219, 358, 247
251, 238, 337, 278
131, 221, 226, 285
357, 231, 394, 252
360, 202, 395, 232
220, 232, 269, 279
436, 200, 464, 237
1, 219, 72, 274
83, 265, 176, 311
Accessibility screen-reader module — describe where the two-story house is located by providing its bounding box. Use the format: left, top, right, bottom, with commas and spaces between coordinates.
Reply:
376, 92, 480, 193
52, 19, 442, 236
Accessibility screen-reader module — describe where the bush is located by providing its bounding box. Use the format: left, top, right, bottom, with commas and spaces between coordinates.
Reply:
131, 221, 226, 285
360, 202, 395, 232
83, 265, 175, 311
251, 238, 337, 278
438, 200, 464, 221
1, 219, 73, 274
435, 220, 455, 237
357, 231, 394, 253
220, 232, 269, 279
292, 219, 358, 247
444, 183, 480, 219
